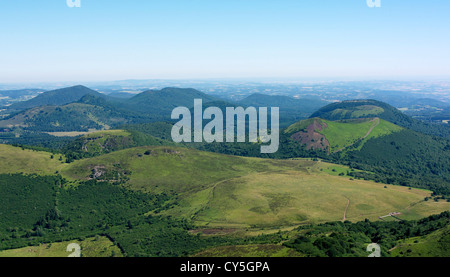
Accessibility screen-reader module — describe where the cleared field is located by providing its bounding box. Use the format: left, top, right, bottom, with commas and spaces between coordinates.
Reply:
0, 144, 66, 175
0, 236, 123, 257
61, 146, 449, 229
45, 129, 98, 137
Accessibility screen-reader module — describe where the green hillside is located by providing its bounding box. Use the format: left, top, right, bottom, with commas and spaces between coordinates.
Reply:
342, 128, 450, 196
285, 117, 403, 153
310, 99, 450, 139
120, 87, 218, 116
282, 211, 449, 257
0, 86, 224, 135
0, 102, 130, 132
390, 224, 450, 257
62, 129, 173, 161
310, 99, 411, 122
0, 144, 65, 175
282, 105, 450, 198
7, 85, 105, 111
60, 146, 449, 228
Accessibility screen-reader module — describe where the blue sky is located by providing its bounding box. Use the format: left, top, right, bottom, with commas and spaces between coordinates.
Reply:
0, 0, 449, 83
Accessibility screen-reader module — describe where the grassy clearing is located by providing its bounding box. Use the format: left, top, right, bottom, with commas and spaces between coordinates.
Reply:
0, 144, 66, 175
84, 129, 130, 138
0, 236, 123, 257
45, 129, 99, 137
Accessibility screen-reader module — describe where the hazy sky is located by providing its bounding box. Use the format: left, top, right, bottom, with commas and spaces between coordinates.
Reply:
1, 0, 449, 83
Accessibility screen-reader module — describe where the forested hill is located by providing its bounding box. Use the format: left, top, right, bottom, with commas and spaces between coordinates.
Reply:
8, 85, 105, 111
310, 99, 450, 138
118, 87, 219, 114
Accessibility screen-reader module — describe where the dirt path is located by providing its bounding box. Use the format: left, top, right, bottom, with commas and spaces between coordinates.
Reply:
343, 197, 350, 221
335, 117, 380, 153
362, 117, 380, 139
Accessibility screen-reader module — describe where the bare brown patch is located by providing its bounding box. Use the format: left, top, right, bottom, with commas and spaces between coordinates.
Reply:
290, 119, 330, 152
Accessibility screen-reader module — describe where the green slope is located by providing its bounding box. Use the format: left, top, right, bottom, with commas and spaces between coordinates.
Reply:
285, 117, 403, 153
0, 102, 130, 132
284, 112, 450, 197
62, 129, 173, 161
60, 146, 449, 228
390, 225, 450, 257
7, 85, 105, 111
310, 99, 450, 139
1, 87, 225, 134
121, 87, 218, 115
320, 118, 403, 152
344, 128, 450, 196
0, 144, 66, 175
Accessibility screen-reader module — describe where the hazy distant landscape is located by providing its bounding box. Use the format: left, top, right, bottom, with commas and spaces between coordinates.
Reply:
0, 82, 449, 258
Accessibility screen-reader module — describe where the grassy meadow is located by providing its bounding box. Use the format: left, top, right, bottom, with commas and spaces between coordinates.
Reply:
60, 145, 449, 229
0, 144, 66, 175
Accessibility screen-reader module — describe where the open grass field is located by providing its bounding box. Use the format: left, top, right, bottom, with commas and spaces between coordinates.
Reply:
0, 236, 123, 257
188, 171, 447, 228
60, 146, 449, 229
0, 144, 66, 175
